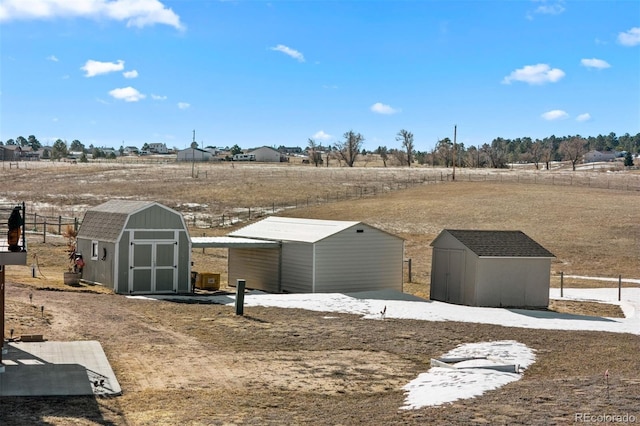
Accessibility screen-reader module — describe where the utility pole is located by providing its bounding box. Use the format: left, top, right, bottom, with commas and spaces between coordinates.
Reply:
452, 125, 457, 181
191, 130, 196, 178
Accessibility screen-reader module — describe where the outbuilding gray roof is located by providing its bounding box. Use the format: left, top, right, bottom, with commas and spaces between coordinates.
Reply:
77, 200, 155, 242
435, 229, 555, 258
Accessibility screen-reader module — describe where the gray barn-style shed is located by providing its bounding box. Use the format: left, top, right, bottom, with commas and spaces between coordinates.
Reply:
430, 229, 554, 308
227, 217, 404, 293
76, 200, 191, 294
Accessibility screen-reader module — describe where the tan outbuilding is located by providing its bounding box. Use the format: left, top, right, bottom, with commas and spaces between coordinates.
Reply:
430, 229, 554, 308
226, 216, 404, 293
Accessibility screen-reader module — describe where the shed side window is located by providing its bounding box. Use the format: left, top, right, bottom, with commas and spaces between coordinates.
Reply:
91, 241, 99, 260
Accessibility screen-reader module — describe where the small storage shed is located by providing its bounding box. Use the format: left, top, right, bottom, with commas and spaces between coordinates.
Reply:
430, 229, 554, 308
227, 216, 404, 293
76, 200, 191, 294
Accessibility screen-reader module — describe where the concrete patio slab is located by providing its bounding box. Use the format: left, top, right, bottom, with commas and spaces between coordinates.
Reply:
0, 341, 121, 396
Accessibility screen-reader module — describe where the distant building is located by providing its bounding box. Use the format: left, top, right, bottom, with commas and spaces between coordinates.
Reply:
123, 146, 139, 155
176, 148, 213, 162
249, 146, 285, 162
148, 143, 169, 154
584, 150, 617, 163
278, 146, 303, 154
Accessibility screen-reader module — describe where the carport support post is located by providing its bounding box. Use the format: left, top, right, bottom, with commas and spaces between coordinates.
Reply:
235, 279, 245, 316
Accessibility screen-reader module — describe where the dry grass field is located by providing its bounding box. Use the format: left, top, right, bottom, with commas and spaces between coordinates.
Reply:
1, 161, 639, 425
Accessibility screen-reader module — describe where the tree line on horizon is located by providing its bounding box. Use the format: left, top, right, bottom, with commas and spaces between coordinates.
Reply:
2, 130, 639, 169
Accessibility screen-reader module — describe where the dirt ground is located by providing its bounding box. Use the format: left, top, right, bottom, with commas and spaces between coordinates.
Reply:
1, 281, 638, 426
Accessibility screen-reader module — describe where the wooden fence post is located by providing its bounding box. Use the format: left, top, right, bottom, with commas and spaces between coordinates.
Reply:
560, 271, 563, 297
43, 219, 47, 243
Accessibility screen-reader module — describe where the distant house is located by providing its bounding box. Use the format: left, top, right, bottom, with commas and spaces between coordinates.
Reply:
430, 229, 554, 308
37, 146, 53, 159
584, 150, 617, 163
0, 145, 38, 161
176, 148, 212, 162
249, 146, 284, 162
148, 143, 168, 154
123, 146, 139, 155
279, 146, 303, 154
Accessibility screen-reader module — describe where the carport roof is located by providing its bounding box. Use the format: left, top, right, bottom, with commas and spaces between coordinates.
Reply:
191, 236, 280, 249
434, 229, 555, 258
229, 216, 361, 243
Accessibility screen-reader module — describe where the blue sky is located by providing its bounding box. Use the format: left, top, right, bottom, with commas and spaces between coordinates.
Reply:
1, 0, 638, 152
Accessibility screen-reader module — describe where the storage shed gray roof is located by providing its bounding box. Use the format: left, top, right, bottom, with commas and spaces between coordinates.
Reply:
433, 230, 554, 258
78, 200, 159, 242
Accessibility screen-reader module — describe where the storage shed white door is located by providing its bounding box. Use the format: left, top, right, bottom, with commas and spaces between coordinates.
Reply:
432, 248, 465, 304
128, 235, 178, 293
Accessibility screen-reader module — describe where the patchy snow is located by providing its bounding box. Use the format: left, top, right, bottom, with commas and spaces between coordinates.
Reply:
128, 285, 639, 410
401, 340, 536, 409
130, 287, 640, 336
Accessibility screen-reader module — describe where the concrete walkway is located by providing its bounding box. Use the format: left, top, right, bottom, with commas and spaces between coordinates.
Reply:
0, 341, 121, 396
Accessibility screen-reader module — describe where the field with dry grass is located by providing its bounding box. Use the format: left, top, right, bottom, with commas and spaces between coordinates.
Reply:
1, 161, 639, 425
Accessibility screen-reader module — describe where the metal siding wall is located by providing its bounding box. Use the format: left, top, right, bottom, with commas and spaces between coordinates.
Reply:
314, 226, 403, 293
228, 248, 281, 292
476, 258, 550, 307
281, 242, 314, 293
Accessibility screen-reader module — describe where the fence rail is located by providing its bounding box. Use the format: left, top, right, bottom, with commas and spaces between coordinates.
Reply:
13, 169, 640, 234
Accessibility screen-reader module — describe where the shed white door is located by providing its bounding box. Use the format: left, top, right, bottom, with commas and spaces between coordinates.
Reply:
128, 236, 178, 293
432, 248, 465, 304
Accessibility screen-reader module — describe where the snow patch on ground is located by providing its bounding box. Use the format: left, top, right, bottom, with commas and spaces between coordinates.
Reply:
401, 340, 535, 409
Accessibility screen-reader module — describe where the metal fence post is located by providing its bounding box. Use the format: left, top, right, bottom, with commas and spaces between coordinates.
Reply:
235, 279, 245, 316
560, 271, 563, 298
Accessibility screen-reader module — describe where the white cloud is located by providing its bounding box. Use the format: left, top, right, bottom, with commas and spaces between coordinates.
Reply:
270, 44, 305, 62
618, 27, 640, 47
541, 109, 569, 120
108, 86, 145, 102
502, 64, 565, 85
312, 131, 332, 141
526, 0, 565, 19
580, 58, 611, 69
151, 94, 167, 100
534, 2, 565, 15
81, 59, 124, 77
576, 113, 591, 122
0, 0, 184, 30
47, 55, 58, 62
370, 102, 399, 115
177, 102, 190, 110
123, 69, 138, 78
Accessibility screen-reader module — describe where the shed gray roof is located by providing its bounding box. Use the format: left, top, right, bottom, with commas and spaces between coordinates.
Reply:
435, 229, 555, 258
77, 200, 156, 242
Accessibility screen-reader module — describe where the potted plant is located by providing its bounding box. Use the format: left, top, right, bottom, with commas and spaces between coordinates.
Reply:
62, 225, 82, 286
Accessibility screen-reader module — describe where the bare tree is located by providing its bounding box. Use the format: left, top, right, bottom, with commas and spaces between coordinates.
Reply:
396, 129, 414, 167
375, 146, 389, 167
560, 137, 587, 171
335, 130, 364, 167
390, 148, 408, 166
529, 139, 543, 170
307, 138, 323, 167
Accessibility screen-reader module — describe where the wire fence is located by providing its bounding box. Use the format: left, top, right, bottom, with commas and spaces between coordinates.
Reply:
7, 168, 640, 235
